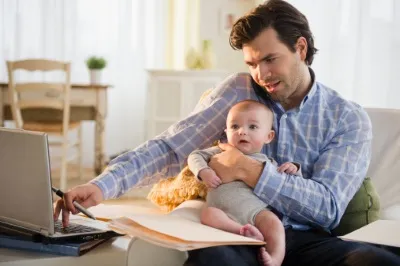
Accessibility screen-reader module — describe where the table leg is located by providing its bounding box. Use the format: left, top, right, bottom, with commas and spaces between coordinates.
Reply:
95, 89, 107, 175
95, 112, 105, 175
0, 85, 4, 127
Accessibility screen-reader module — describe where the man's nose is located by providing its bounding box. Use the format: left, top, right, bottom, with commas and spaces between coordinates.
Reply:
256, 63, 272, 81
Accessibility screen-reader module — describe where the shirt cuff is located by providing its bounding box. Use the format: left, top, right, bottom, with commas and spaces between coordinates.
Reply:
253, 161, 285, 206
90, 170, 117, 200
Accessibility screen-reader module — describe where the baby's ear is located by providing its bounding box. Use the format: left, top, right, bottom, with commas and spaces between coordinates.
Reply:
265, 130, 275, 144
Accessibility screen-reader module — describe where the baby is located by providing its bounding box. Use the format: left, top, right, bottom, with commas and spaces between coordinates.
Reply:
188, 100, 301, 266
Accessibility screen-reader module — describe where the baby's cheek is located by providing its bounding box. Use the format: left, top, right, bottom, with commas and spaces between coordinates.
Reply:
253, 140, 265, 149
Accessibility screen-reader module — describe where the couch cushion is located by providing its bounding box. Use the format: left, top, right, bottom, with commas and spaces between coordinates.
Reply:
365, 108, 400, 216
332, 177, 380, 236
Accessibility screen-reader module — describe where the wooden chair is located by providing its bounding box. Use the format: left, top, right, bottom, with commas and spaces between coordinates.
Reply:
6, 59, 83, 190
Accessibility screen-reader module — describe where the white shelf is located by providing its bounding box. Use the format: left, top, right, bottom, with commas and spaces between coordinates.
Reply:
145, 69, 229, 139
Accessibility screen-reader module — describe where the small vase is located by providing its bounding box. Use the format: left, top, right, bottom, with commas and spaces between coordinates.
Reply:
185, 47, 200, 69
90, 69, 102, 84
201, 40, 215, 69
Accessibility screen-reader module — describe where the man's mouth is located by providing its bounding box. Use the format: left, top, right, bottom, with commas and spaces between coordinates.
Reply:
265, 81, 280, 93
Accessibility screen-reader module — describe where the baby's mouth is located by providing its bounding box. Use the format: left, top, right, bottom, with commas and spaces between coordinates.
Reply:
239, 140, 249, 144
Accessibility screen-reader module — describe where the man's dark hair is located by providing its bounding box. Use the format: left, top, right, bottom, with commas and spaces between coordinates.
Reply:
229, 0, 318, 65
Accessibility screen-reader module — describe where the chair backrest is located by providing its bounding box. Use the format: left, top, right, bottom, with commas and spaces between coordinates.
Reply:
6, 59, 71, 135
365, 107, 400, 211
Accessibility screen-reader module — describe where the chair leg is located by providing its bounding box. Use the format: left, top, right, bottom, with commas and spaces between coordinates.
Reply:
78, 124, 84, 180
60, 140, 69, 191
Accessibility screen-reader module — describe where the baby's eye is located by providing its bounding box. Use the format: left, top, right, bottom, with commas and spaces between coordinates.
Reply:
249, 125, 258, 130
231, 124, 239, 130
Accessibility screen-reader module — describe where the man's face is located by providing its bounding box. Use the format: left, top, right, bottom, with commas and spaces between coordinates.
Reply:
243, 27, 304, 104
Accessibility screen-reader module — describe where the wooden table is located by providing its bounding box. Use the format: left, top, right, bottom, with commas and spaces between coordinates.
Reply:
0, 82, 111, 175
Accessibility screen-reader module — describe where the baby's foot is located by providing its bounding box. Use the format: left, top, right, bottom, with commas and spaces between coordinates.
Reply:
239, 224, 264, 241
258, 247, 276, 266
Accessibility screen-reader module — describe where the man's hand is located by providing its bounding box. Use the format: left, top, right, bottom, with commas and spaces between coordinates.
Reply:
53, 183, 103, 227
198, 168, 222, 188
208, 143, 264, 187
208, 143, 244, 183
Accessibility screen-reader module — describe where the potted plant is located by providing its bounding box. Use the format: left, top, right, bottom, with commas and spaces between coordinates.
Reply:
86, 56, 107, 84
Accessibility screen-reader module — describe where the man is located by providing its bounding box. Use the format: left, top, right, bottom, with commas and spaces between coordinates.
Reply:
55, 0, 400, 265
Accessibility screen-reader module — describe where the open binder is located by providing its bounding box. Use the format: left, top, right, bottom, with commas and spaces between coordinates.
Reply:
90, 200, 264, 251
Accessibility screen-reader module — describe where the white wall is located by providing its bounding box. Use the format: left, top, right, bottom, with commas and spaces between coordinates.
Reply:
198, 0, 256, 73
75, 1, 256, 169
86, 0, 400, 168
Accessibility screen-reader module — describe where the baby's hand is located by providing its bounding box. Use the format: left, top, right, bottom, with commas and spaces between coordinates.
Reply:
198, 168, 222, 188
277, 162, 298, 175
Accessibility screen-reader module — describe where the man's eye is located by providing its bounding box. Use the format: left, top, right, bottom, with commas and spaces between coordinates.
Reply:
266, 58, 276, 63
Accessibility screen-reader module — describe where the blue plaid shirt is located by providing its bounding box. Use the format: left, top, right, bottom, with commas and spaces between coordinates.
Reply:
92, 70, 372, 231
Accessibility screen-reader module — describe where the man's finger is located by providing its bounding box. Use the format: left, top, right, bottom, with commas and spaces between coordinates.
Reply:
54, 200, 63, 221
79, 196, 97, 210
63, 192, 77, 213
62, 208, 70, 227
218, 142, 234, 151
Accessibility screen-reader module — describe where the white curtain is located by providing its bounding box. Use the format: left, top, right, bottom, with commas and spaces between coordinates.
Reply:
290, 0, 400, 109
0, 0, 168, 167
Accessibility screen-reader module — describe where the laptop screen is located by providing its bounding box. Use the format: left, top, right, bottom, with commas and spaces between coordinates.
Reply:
0, 128, 54, 235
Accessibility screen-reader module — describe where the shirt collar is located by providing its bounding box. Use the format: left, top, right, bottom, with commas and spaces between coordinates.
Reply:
299, 68, 317, 110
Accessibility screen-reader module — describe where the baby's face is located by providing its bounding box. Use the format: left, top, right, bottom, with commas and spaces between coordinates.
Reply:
225, 107, 273, 154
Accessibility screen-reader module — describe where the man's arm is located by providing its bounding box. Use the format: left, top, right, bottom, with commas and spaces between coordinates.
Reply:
90, 74, 251, 200
249, 108, 372, 230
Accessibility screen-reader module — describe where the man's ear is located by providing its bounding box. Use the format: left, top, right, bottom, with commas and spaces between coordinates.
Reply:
296, 36, 308, 62
265, 130, 275, 144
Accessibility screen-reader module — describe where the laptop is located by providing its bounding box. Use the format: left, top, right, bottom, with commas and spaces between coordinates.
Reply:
0, 127, 122, 243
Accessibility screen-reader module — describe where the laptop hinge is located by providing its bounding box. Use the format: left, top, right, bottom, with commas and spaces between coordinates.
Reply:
39, 227, 50, 237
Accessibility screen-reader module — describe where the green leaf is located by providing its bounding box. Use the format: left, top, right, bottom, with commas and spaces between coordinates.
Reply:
86, 56, 107, 69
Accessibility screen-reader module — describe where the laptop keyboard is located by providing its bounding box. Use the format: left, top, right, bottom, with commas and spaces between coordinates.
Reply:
54, 220, 100, 234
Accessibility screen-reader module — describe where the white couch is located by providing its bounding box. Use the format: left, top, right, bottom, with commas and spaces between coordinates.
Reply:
366, 108, 400, 220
